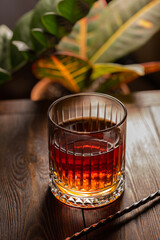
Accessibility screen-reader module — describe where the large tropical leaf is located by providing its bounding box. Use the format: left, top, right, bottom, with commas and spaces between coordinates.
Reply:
0, 25, 12, 82
88, 63, 143, 91
58, 0, 106, 58
90, 63, 144, 81
32, 53, 92, 92
89, 61, 160, 92
89, 0, 160, 63
58, 0, 160, 64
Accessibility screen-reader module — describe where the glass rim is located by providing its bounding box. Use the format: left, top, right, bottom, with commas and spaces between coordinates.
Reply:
48, 92, 127, 135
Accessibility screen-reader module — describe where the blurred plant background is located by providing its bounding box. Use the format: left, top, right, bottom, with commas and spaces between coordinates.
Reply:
0, 0, 160, 100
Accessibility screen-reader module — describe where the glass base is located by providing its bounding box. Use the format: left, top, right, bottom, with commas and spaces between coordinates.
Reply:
49, 174, 125, 208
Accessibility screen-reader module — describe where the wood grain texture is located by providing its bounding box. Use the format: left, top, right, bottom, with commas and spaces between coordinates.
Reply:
0, 91, 160, 240
0, 104, 84, 240
83, 92, 160, 240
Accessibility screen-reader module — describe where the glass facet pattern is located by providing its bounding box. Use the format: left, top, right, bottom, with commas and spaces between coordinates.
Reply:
48, 93, 127, 208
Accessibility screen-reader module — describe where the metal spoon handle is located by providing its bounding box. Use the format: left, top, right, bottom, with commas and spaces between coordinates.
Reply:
65, 190, 160, 240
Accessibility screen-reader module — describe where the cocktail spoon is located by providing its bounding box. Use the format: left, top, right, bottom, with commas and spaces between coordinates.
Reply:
65, 190, 160, 240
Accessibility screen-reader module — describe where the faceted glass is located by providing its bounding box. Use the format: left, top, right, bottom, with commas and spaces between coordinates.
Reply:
48, 93, 127, 208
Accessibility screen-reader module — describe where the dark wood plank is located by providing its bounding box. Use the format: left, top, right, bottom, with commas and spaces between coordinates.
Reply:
83, 104, 160, 240
0, 109, 85, 240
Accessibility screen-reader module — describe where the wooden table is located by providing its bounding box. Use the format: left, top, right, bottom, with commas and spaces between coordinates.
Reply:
0, 90, 160, 240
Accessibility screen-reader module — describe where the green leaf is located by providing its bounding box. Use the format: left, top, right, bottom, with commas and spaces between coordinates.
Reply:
42, 12, 73, 39
30, 0, 97, 50
31, 28, 56, 48
89, 0, 160, 63
31, 28, 48, 47
0, 0, 98, 76
30, 0, 62, 51
91, 63, 144, 81
12, 41, 35, 61
96, 72, 140, 92
32, 53, 92, 92
12, 11, 33, 48
59, 0, 160, 64
31, 0, 61, 29
12, 41, 31, 52
0, 68, 11, 84
58, 0, 97, 24
89, 63, 145, 92
10, 10, 34, 71
0, 25, 13, 71
58, 1, 105, 57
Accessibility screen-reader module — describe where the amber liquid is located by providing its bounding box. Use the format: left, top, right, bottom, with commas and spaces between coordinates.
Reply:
50, 118, 123, 192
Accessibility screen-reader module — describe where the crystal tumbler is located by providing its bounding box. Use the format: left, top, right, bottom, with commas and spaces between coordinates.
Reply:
48, 93, 127, 208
